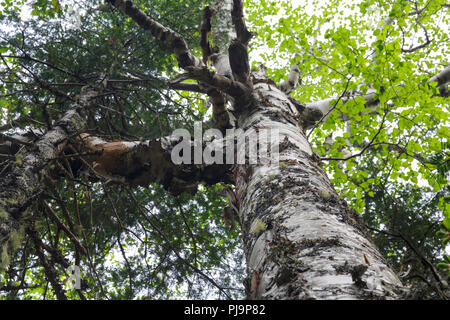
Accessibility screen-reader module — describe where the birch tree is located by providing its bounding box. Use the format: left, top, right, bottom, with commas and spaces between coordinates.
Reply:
0, 0, 448, 299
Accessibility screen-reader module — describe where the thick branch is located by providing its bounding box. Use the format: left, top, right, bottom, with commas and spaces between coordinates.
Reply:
168, 82, 209, 94
201, 6, 215, 64
228, 39, 251, 85
73, 133, 234, 194
231, 0, 253, 44
228, 0, 253, 88
321, 111, 387, 161
107, 0, 203, 69
200, 2, 225, 64
108, 0, 239, 130
186, 66, 252, 100
429, 64, 450, 96
401, 19, 432, 53
280, 62, 301, 94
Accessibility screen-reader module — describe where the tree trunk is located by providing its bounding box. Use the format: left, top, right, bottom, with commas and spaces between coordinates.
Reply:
0, 0, 415, 299
234, 78, 406, 300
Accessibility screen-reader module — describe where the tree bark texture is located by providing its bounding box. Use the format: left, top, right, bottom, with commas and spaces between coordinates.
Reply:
231, 78, 406, 299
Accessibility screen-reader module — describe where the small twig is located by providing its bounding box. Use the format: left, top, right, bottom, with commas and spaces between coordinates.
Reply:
307, 76, 353, 139
401, 19, 432, 53
126, 187, 233, 300
367, 226, 448, 298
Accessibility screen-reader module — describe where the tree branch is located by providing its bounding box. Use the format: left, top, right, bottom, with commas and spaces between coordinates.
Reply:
200, 1, 225, 64
186, 65, 252, 100
0, 86, 101, 270
228, 38, 251, 85
306, 76, 352, 136
401, 19, 432, 53
107, 0, 203, 69
71, 132, 234, 193
228, 0, 254, 87
280, 61, 301, 94
304, 65, 450, 130
127, 188, 233, 300
368, 226, 449, 298
169, 82, 209, 94
320, 110, 387, 161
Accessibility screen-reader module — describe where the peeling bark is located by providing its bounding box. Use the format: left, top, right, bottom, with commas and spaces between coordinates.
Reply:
232, 77, 406, 300
75, 133, 233, 194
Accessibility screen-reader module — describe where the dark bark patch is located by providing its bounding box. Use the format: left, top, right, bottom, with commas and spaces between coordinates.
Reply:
279, 136, 297, 153
298, 237, 342, 251
275, 266, 297, 286
334, 261, 368, 289
296, 237, 346, 258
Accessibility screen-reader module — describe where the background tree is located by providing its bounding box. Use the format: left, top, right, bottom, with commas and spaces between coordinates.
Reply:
0, 0, 448, 299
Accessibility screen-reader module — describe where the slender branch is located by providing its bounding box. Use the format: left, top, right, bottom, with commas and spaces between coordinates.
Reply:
304, 65, 450, 130
368, 226, 448, 298
41, 200, 86, 255
0, 54, 86, 82
407, 0, 448, 17
321, 110, 387, 161
169, 82, 209, 94
401, 19, 432, 53
186, 65, 252, 99
0, 84, 102, 270
175, 199, 199, 266
126, 188, 233, 300
27, 226, 68, 300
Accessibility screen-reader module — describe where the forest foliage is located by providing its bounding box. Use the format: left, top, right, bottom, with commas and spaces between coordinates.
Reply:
0, 0, 448, 299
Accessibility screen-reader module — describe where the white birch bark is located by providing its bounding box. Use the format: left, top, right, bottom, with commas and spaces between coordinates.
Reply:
234, 80, 406, 299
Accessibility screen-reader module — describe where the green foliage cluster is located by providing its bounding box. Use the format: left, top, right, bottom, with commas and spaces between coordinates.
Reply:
246, 0, 449, 297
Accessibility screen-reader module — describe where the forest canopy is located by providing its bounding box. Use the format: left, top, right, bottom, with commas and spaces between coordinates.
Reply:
0, 0, 448, 299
